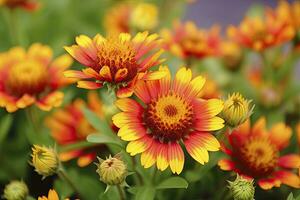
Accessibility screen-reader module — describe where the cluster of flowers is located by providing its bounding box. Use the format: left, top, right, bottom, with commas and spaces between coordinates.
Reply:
1, 0, 300, 200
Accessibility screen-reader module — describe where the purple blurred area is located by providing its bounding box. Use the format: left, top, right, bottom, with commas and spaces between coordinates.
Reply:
184, 0, 280, 27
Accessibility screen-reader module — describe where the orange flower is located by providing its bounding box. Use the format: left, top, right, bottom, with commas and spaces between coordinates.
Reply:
38, 189, 60, 200
0, 44, 73, 112
103, 3, 131, 35
64, 32, 165, 98
45, 92, 104, 167
161, 21, 221, 59
0, 0, 38, 11
227, 6, 295, 51
218, 118, 300, 190
113, 66, 224, 174
275, 0, 300, 32
198, 74, 221, 99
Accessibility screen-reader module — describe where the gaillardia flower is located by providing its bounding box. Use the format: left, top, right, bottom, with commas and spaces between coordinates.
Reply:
227, 7, 295, 51
0, 44, 73, 112
218, 118, 300, 190
113, 66, 224, 174
96, 154, 127, 186
31, 145, 59, 178
221, 93, 253, 128
45, 92, 104, 167
38, 189, 59, 200
161, 21, 221, 59
3, 180, 29, 200
0, 0, 38, 10
64, 32, 165, 98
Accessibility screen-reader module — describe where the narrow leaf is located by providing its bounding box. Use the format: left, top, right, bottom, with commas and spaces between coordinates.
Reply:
0, 114, 12, 143
87, 134, 122, 147
156, 177, 188, 189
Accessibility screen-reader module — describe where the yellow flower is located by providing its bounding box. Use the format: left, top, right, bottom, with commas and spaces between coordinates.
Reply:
221, 93, 253, 128
130, 3, 158, 30
0, 44, 73, 112
31, 145, 59, 178
38, 189, 59, 200
96, 154, 127, 185
3, 180, 28, 200
113, 66, 224, 174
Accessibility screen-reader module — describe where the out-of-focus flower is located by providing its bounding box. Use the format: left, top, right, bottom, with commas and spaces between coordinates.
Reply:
0, 0, 38, 11
247, 67, 283, 108
221, 40, 242, 70
103, 3, 131, 35
130, 3, 158, 31
297, 123, 300, 150
96, 154, 127, 185
3, 180, 28, 200
45, 92, 104, 167
198, 74, 221, 99
276, 1, 300, 32
0, 44, 73, 112
38, 189, 59, 200
228, 175, 255, 200
161, 21, 221, 59
64, 32, 165, 98
221, 93, 253, 128
227, 7, 295, 51
218, 118, 300, 190
31, 145, 59, 178
113, 66, 224, 174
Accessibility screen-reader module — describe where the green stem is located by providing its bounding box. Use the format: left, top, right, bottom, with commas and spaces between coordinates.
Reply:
131, 156, 143, 185
116, 184, 125, 200
7, 9, 19, 45
57, 169, 83, 199
25, 107, 38, 134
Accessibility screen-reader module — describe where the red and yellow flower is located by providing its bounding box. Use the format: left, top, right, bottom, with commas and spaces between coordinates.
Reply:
161, 21, 221, 59
64, 32, 165, 98
45, 92, 104, 167
113, 66, 224, 174
0, 44, 73, 112
227, 7, 295, 51
0, 0, 38, 11
218, 118, 300, 190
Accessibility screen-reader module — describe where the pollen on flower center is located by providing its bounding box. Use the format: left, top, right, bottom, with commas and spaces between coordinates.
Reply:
97, 37, 138, 83
238, 136, 279, 177
7, 60, 48, 96
145, 93, 194, 142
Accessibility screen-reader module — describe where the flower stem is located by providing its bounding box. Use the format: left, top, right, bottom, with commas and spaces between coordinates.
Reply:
116, 184, 125, 200
57, 169, 82, 199
131, 156, 143, 185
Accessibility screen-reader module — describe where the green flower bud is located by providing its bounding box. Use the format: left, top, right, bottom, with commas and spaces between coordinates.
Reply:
31, 145, 59, 178
3, 180, 28, 200
96, 154, 127, 185
228, 175, 255, 200
221, 93, 254, 128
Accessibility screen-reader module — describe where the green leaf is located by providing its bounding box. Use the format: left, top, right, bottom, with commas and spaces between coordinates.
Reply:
287, 193, 295, 200
156, 177, 188, 189
0, 114, 13, 143
87, 133, 122, 147
135, 186, 156, 200
82, 107, 110, 133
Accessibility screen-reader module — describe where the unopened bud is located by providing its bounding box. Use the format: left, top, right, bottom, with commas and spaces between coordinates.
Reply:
221, 93, 253, 128
31, 145, 59, 178
3, 180, 28, 200
96, 154, 127, 185
228, 175, 255, 200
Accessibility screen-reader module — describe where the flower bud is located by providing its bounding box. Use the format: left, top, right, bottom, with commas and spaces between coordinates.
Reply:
96, 154, 127, 185
3, 180, 28, 200
228, 175, 255, 200
31, 145, 59, 178
130, 3, 158, 30
221, 93, 253, 128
